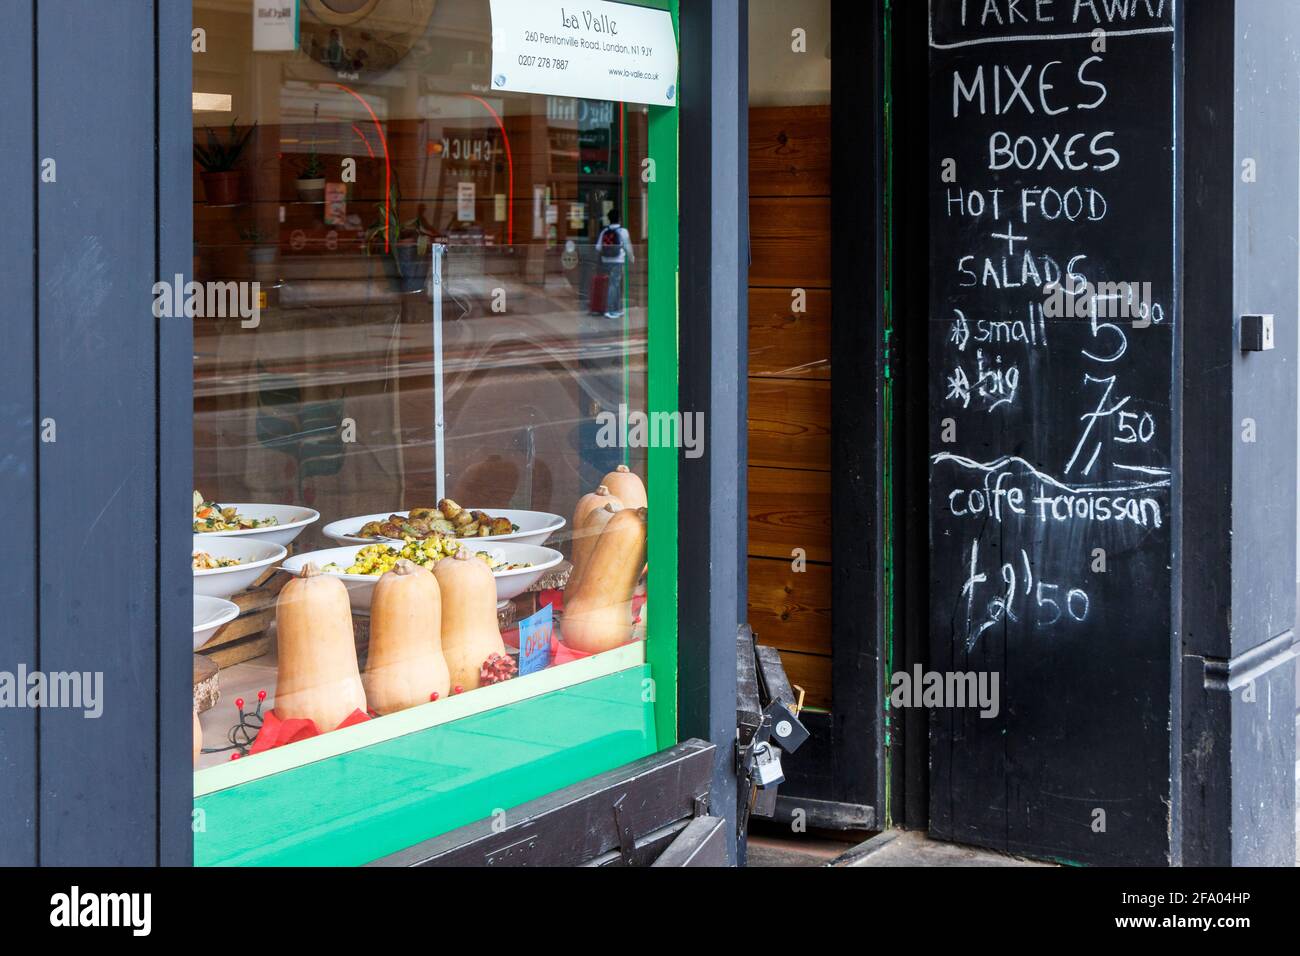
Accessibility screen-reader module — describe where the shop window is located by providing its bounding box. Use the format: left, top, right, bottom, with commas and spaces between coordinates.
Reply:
189, 0, 670, 843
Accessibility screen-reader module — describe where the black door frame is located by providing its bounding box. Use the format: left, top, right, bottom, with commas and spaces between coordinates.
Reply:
887, 0, 934, 834
767, 0, 890, 833
827, 0, 888, 827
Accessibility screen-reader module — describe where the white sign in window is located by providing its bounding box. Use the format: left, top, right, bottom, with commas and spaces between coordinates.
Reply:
457, 182, 477, 222
489, 0, 678, 108
253, 2, 299, 53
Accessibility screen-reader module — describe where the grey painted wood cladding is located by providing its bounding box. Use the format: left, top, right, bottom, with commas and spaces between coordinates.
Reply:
0, 0, 188, 866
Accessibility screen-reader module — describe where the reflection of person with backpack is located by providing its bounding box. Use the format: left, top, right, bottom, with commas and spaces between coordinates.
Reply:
595, 209, 634, 318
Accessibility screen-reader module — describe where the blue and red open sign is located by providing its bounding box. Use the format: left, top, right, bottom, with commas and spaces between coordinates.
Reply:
518, 604, 554, 676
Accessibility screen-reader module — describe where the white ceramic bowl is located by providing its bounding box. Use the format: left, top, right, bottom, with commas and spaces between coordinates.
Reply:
193, 535, 288, 600
282, 541, 564, 611
193, 503, 320, 548
321, 508, 565, 548
193, 595, 240, 651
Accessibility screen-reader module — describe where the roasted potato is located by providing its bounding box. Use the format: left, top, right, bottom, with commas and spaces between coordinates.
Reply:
438, 498, 464, 520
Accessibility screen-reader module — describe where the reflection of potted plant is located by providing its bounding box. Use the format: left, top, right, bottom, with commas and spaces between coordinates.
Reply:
194, 119, 255, 206
365, 184, 433, 293
239, 226, 278, 281
296, 148, 326, 202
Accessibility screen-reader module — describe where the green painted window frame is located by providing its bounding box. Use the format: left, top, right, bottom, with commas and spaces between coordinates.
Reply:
640, 0, 680, 752
191, 0, 682, 864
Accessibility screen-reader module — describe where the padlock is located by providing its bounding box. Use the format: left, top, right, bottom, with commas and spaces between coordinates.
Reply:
751, 740, 785, 789
751, 784, 779, 819
765, 701, 810, 754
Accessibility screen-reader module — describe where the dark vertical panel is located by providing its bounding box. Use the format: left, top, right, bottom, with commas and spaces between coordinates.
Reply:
0, 0, 37, 865
890, 0, 932, 833
828, 0, 884, 818
1175, 0, 1234, 869
1179, 0, 1238, 668
158, 0, 193, 866
679, 0, 745, 863
37, 0, 158, 864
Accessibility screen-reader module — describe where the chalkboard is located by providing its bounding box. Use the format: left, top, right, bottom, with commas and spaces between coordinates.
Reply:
926, 0, 1175, 864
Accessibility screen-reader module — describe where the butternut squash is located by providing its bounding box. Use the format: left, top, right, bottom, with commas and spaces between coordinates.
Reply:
275, 563, 367, 730
433, 549, 505, 691
568, 500, 623, 592
573, 483, 619, 528
561, 507, 647, 653
600, 464, 647, 509
364, 559, 449, 714
571, 485, 620, 560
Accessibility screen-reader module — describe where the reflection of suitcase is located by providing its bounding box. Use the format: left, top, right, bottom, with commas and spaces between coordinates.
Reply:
589, 272, 609, 314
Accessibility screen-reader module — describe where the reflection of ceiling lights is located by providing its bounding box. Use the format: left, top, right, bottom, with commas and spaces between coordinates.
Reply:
192, 92, 232, 112
303, 0, 382, 26
300, 0, 438, 77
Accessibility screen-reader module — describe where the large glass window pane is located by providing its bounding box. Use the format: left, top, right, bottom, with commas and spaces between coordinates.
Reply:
192, 0, 655, 769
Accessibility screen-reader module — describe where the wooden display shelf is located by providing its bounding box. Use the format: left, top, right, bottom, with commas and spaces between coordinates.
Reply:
193, 654, 219, 714
196, 564, 288, 669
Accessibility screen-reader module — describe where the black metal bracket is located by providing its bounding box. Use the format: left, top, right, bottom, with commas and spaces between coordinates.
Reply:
735, 626, 810, 836
612, 794, 637, 866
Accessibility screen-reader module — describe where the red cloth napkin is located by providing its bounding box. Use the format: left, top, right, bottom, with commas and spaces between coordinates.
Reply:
249, 707, 371, 754
551, 634, 592, 665
538, 588, 565, 614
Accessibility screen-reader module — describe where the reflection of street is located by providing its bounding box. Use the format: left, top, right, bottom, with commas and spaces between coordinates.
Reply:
194, 257, 648, 552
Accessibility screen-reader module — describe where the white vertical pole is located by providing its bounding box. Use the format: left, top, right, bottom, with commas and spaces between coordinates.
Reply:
432, 243, 447, 503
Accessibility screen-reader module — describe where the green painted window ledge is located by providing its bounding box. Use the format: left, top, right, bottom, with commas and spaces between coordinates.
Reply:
194, 665, 657, 866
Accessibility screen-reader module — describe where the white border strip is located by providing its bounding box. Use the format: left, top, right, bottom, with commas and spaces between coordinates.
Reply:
194, 640, 646, 797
